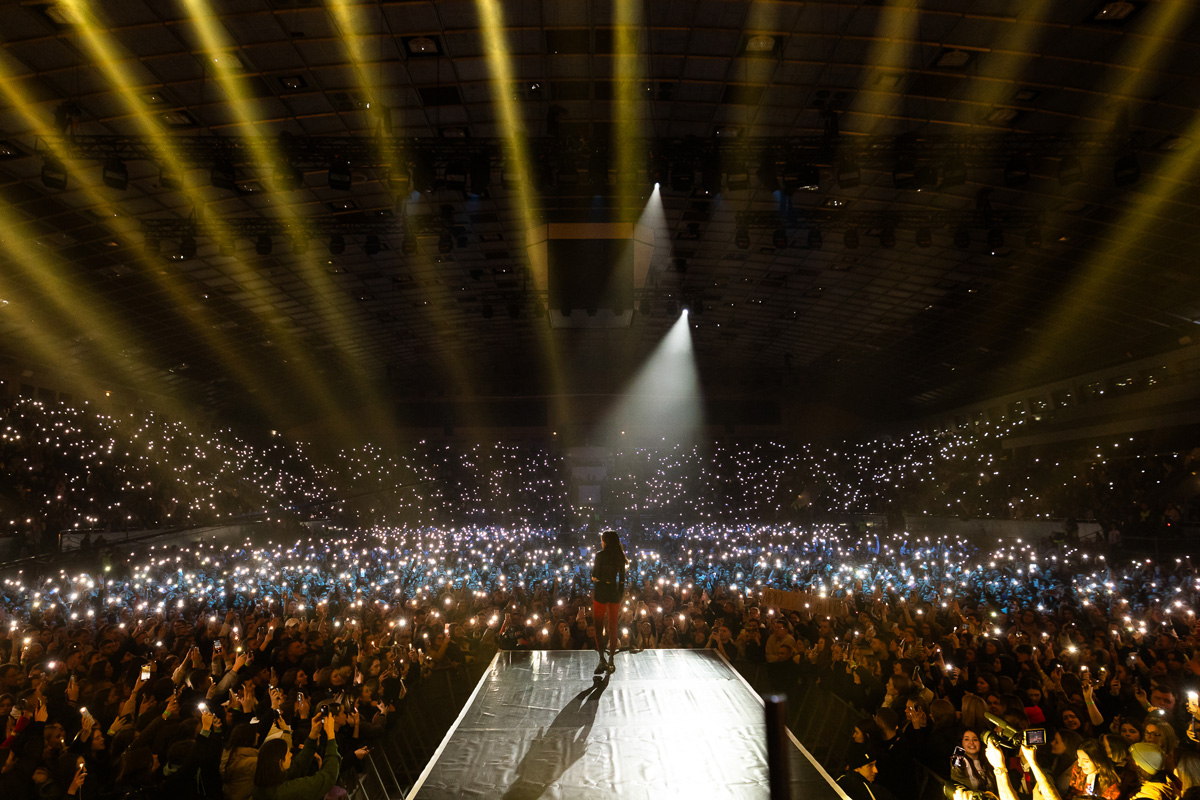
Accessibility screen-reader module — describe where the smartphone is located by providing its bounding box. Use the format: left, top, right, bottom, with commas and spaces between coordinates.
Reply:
297, 692, 304, 704
213, 641, 222, 654
140, 664, 151, 681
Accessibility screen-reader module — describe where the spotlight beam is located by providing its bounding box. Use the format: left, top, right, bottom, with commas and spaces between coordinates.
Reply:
183, 0, 386, 439
599, 312, 703, 443
60, 0, 299, 423
476, 0, 569, 425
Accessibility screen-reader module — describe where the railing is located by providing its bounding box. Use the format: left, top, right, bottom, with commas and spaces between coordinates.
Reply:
735, 661, 954, 800
349, 656, 494, 800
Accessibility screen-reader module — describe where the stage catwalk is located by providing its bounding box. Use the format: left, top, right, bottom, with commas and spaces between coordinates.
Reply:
406, 649, 847, 799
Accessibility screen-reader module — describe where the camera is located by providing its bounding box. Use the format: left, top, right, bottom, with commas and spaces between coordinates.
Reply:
943, 784, 988, 800
982, 712, 1045, 749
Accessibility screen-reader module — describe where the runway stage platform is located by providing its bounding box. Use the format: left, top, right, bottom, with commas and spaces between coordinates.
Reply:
406, 649, 848, 799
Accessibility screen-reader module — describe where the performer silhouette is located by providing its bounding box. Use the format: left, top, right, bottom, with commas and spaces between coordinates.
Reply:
591, 530, 627, 675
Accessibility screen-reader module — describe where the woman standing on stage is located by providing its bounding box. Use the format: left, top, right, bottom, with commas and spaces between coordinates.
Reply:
592, 530, 628, 674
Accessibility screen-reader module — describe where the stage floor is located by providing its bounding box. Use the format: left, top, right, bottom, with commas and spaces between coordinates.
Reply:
406, 649, 847, 799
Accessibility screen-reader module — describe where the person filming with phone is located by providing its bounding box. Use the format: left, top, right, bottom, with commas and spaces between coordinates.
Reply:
253, 711, 340, 800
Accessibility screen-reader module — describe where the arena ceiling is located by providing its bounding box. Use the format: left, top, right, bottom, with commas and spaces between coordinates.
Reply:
1, 0, 1200, 428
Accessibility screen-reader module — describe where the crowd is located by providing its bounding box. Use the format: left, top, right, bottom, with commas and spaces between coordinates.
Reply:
0, 396, 1197, 800
3, 398, 1199, 553
0, 516, 1191, 800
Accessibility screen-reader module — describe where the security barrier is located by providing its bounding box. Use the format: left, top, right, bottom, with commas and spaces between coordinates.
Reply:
347, 650, 949, 800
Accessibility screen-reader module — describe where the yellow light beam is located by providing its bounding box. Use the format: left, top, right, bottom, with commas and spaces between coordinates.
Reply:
1020, 134, 1200, 382
952, 2, 1055, 126
475, 0, 569, 425
60, 0, 307, 424
852, 0, 922, 133
324, 0, 478, 438
614, 0, 645, 208
182, 0, 388, 440
0, 52, 208, 417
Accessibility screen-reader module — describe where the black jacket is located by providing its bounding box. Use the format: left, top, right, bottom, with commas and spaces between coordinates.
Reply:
591, 549, 626, 604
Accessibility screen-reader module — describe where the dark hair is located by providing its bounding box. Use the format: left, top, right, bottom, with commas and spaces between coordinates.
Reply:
253, 738, 290, 787
224, 723, 258, 753
116, 745, 157, 788
600, 530, 627, 564
1077, 739, 1119, 791
853, 718, 882, 743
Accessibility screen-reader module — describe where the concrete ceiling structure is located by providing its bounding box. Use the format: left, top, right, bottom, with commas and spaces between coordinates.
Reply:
1, 0, 1200, 430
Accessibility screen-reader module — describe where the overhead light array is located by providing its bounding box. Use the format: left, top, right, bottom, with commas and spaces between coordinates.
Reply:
34, 130, 1154, 200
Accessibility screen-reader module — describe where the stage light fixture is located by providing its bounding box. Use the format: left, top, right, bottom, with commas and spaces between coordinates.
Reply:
954, 226, 971, 248
256, 234, 273, 256
756, 153, 779, 191
386, 165, 410, 194
914, 165, 938, 191
735, 227, 750, 250
364, 235, 381, 255
555, 156, 580, 188
102, 158, 128, 190
533, 154, 554, 188
1113, 154, 1140, 186
699, 153, 720, 195
987, 227, 1005, 254
807, 228, 823, 249
412, 154, 436, 193
940, 157, 967, 188
468, 154, 491, 195
893, 157, 917, 189
648, 154, 668, 186
916, 227, 933, 247
843, 228, 859, 249
781, 162, 820, 193
1004, 156, 1031, 187
41, 157, 67, 190
438, 231, 453, 254
669, 161, 693, 192
328, 158, 352, 191
500, 159, 521, 190
773, 228, 789, 249
179, 234, 197, 259
836, 158, 860, 189
880, 227, 896, 248
1058, 155, 1083, 185
725, 161, 750, 191
211, 160, 237, 191
443, 160, 468, 191
158, 163, 180, 191
588, 152, 609, 193
273, 162, 302, 191
292, 235, 309, 255
329, 234, 345, 255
